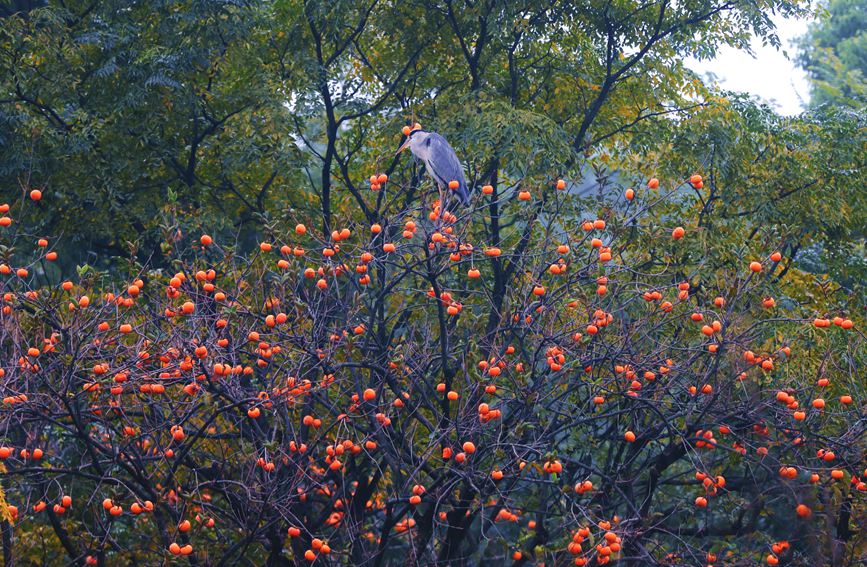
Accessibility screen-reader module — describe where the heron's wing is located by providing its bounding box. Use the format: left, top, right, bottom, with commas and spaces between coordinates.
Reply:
425, 133, 469, 204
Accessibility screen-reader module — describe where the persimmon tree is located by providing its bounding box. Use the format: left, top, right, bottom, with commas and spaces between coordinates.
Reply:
0, 136, 865, 566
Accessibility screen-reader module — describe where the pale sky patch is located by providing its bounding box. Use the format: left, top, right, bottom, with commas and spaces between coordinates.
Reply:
687, 14, 812, 115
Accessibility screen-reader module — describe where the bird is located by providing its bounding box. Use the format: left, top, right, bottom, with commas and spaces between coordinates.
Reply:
396, 129, 470, 206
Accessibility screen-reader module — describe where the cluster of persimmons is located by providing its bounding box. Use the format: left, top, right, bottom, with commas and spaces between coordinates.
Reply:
0, 159, 863, 565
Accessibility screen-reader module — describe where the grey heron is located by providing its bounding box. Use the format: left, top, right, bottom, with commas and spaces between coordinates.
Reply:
396, 129, 470, 206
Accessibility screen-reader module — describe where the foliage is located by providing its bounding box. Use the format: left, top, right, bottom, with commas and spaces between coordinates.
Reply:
647, 96, 867, 299
1, 0, 813, 264
797, 0, 867, 108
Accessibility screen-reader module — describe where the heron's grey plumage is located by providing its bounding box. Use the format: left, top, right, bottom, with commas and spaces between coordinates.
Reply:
401, 130, 470, 205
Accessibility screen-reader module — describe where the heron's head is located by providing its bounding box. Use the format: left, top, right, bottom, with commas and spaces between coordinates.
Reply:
396, 129, 429, 156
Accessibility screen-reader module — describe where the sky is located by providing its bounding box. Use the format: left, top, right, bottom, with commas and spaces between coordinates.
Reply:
686, 14, 812, 115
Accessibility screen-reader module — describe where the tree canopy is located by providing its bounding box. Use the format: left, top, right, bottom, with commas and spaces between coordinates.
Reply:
798, 0, 867, 108
1, 0, 819, 258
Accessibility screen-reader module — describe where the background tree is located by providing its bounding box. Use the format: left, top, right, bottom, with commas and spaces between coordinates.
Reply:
797, 0, 867, 108
2, 0, 815, 267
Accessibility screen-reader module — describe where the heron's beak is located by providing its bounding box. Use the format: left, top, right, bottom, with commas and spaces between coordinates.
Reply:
396, 138, 411, 156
